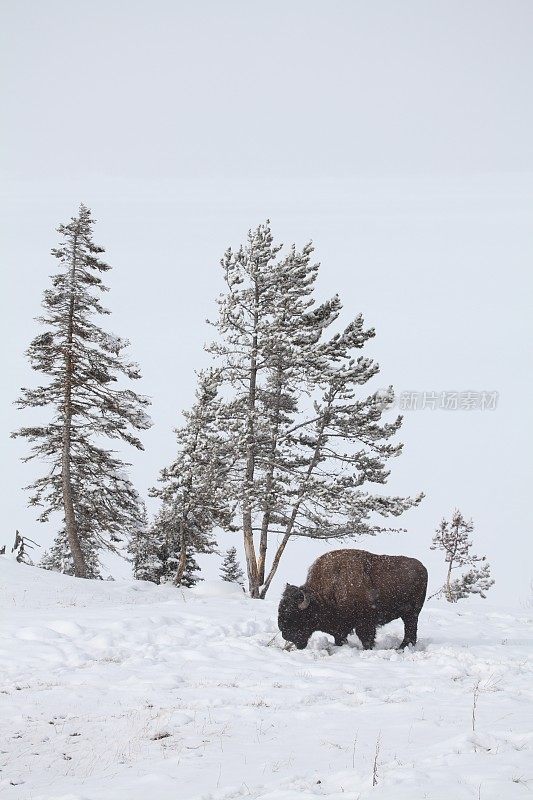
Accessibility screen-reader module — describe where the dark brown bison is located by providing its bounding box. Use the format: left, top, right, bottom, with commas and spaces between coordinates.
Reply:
278, 549, 428, 650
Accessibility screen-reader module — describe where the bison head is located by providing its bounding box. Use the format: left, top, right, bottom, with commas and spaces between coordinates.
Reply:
278, 584, 319, 649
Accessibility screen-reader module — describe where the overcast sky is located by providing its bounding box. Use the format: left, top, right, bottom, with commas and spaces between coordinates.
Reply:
1, 1, 532, 602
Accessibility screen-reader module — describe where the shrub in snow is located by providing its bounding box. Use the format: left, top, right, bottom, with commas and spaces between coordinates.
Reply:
430, 509, 494, 602
0, 530, 39, 565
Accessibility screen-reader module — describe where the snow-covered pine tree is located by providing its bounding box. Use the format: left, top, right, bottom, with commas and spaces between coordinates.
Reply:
173, 546, 202, 588
12, 205, 151, 578
40, 522, 101, 578
207, 222, 423, 597
149, 370, 232, 585
131, 504, 206, 586
220, 546, 244, 585
129, 517, 163, 583
430, 509, 494, 601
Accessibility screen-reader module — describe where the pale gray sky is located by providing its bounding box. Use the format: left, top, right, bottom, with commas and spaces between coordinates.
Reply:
1, 1, 532, 602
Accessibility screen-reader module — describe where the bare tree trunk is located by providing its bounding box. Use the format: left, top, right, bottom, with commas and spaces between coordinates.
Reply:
62, 228, 87, 578
173, 519, 188, 586
259, 530, 291, 598
445, 558, 453, 601
243, 279, 260, 597
257, 365, 283, 585
259, 403, 332, 598
445, 523, 460, 602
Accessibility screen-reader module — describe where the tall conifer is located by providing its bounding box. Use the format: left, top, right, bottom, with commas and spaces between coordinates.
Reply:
13, 205, 151, 577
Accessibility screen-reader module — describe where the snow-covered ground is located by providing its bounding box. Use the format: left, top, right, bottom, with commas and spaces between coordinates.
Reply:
1, 560, 532, 800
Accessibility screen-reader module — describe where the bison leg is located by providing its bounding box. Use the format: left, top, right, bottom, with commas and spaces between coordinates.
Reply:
355, 621, 376, 650
399, 613, 419, 649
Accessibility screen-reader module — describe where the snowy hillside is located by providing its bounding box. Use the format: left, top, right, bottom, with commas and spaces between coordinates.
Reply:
1, 561, 532, 800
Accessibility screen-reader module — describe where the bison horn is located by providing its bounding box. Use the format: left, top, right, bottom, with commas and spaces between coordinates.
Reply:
298, 590, 310, 610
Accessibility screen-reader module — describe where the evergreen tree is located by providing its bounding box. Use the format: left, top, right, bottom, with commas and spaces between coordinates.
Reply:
170, 546, 202, 588
131, 505, 206, 587
130, 518, 162, 583
12, 205, 151, 577
207, 222, 423, 597
150, 369, 234, 585
430, 509, 494, 601
220, 546, 244, 585
40, 525, 101, 578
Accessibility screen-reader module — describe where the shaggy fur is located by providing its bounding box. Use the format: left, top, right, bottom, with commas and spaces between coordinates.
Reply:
278, 548, 428, 650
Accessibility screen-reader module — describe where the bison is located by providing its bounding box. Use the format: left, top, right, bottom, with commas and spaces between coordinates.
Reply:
278, 549, 428, 650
